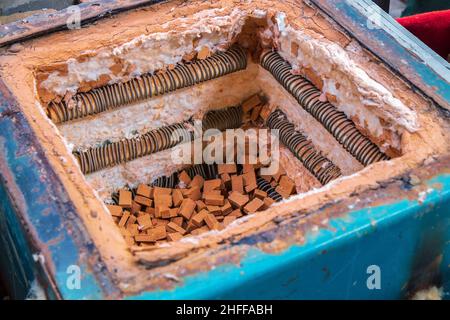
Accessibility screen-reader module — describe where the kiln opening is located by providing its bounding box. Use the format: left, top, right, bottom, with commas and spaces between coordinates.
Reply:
38, 41, 395, 246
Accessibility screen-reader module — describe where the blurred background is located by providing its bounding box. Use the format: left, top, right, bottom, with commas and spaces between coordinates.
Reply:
399, 0, 450, 16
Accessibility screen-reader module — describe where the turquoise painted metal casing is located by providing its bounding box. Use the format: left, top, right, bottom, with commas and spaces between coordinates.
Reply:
131, 173, 450, 300
0, 0, 449, 299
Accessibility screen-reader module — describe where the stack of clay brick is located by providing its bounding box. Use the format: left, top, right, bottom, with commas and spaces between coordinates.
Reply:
107, 163, 297, 246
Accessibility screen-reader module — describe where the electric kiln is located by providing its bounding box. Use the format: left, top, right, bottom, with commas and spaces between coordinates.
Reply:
0, 0, 449, 299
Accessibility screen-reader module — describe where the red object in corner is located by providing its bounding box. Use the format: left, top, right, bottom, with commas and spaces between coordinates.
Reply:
397, 9, 450, 59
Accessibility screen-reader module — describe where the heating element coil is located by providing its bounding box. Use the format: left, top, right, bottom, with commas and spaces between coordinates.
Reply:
148, 172, 179, 189
256, 177, 283, 202
267, 109, 342, 185
202, 105, 243, 132
74, 121, 193, 174
260, 50, 389, 166
48, 46, 247, 124
183, 163, 219, 181
75, 106, 243, 174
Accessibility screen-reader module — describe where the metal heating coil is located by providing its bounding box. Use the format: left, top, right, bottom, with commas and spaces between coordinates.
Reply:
256, 177, 283, 202
74, 121, 193, 174
150, 172, 179, 189
183, 163, 219, 181
202, 105, 243, 132
267, 109, 342, 185
260, 50, 389, 166
75, 106, 242, 174
48, 46, 247, 124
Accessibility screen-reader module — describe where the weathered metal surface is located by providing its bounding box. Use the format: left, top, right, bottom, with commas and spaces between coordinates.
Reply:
309, 0, 450, 112
0, 78, 119, 299
0, 0, 164, 47
0, 1, 75, 16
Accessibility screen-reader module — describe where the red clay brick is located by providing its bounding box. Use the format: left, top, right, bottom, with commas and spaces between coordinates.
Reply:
204, 214, 221, 230
130, 201, 142, 215
136, 184, 152, 198
167, 232, 183, 242
178, 170, 192, 186
172, 189, 184, 207
243, 198, 264, 214
218, 163, 237, 174
204, 194, 225, 206
147, 225, 167, 241
191, 226, 209, 235
191, 209, 208, 227
242, 94, 262, 113
220, 200, 233, 215
154, 194, 172, 208
118, 210, 130, 227
166, 222, 186, 235
262, 197, 275, 210
231, 175, 244, 194
206, 205, 221, 215
186, 186, 201, 201
278, 175, 295, 196
153, 186, 172, 197
227, 209, 242, 218
171, 216, 184, 227
250, 105, 262, 121
254, 189, 267, 200
196, 200, 207, 211
189, 175, 204, 189
119, 190, 132, 208
137, 214, 152, 231
203, 179, 222, 192
223, 216, 236, 226
134, 235, 155, 243
107, 204, 123, 217
228, 192, 249, 209
179, 198, 196, 220
134, 195, 152, 207
127, 223, 140, 236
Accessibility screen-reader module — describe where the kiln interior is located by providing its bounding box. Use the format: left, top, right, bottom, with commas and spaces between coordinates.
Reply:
32, 7, 422, 248
38, 50, 400, 245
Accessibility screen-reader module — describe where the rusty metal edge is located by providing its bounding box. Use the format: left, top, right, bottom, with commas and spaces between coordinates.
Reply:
0, 0, 166, 47
0, 78, 120, 299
